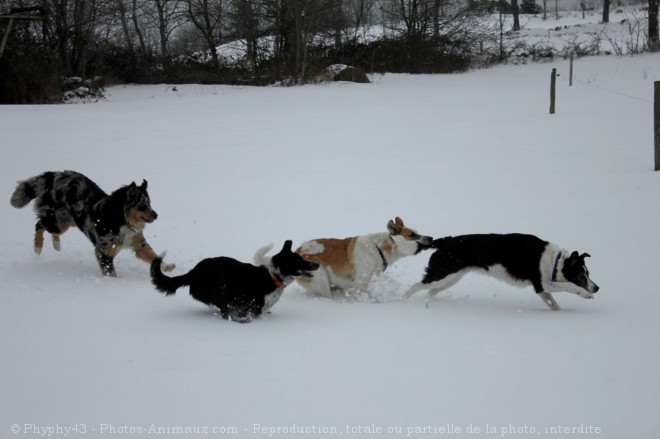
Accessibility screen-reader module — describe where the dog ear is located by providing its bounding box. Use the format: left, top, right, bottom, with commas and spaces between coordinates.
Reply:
127, 182, 138, 197
387, 219, 401, 235
395, 217, 404, 226
580, 253, 591, 259
564, 251, 579, 267
140, 179, 148, 190
282, 240, 293, 252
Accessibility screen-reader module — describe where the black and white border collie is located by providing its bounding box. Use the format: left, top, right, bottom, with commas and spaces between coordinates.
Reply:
404, 233, 599, 310
150, 241, 319, 323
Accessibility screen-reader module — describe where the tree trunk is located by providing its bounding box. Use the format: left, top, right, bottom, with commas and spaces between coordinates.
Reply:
233, 0, 257, 69
202, 1, 220, 71
499, 9, 505, 60
72, 0, 88, 76
187, 0, 222, 71
115, 0, 138, 78
334, 0, 343, 47
53, 0, 71, 73
602, 0, 610, 23
649, 0, 660, 50
116, 0, 135, 55
543, 0, 547, 20
433, 0, 440, 39
154, 0, 170, 57
131, 0, 149, 59
511, 0, 520, 31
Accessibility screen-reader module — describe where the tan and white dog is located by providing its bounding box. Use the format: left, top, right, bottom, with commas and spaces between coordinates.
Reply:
289, 217, 432, 298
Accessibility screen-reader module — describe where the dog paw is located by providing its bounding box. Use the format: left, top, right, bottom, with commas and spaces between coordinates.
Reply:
161, 262, 176, 272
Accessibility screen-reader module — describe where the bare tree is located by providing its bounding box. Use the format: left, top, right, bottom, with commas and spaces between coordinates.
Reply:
130, 0, 150, 59
542, 0, 547, 19
384, 0, 490, 43
332, 0, 345, 46
511, 0, 520, 31
432, 0, 441, 38
113, 0, 138, 75
650, 0, 659, 50
338, 0, 377, 39
152, 0, 184, 57
113, 0, 185, 61
382, 0, 436, 40
187, 0, 225, 70
353, 0, 377, 38
42, 0, 111, 76
230, 0, 264, 69
114, 0, 136, 56
602, 0, 610, 23
283, 0, 314, 81
262, 0, 339, 82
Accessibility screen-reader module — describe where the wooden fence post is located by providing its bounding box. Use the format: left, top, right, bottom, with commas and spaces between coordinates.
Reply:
569, 53, 574, 86
1, 9, 44, 60
550, 68, 557, 114
655, 81, 660, 171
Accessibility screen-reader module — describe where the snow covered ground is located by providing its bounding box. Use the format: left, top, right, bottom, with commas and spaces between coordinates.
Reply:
2, 50, 659, 438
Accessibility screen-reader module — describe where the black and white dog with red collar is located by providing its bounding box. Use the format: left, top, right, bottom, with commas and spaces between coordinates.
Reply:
404, 233, 599, 310
151, 241, 319, 323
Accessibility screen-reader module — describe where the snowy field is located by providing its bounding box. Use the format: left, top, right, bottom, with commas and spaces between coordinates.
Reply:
2, 50, 660, 438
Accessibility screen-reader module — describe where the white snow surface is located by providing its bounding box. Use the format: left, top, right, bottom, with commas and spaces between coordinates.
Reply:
2, 54, 660, 438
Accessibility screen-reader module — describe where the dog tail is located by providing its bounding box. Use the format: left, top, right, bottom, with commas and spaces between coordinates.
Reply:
151, 255, 190, 296
10, 173, 52, 208
253, 243, 274, 267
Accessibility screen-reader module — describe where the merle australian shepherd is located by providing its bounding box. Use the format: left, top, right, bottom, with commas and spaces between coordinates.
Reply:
10, 170, 174, 277
150, 241, 319, 323
404, 233, 599, 310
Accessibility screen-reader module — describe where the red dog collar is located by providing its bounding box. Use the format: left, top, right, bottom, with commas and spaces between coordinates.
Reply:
270, 272, 285, 289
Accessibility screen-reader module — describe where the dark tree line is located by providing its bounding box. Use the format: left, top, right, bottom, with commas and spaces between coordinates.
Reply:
1, 0, 659, 103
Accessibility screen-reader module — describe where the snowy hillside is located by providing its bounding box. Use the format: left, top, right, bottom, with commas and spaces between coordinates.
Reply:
202, 3, 652, 70
1, 43, 659, 439
503, 7, 654, 57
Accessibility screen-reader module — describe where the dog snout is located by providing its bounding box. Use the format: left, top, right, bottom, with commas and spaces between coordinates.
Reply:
144, 209, 158, 222
592, 284, 599, 293
419, 235, 433, 245
299, 261, 319, 277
